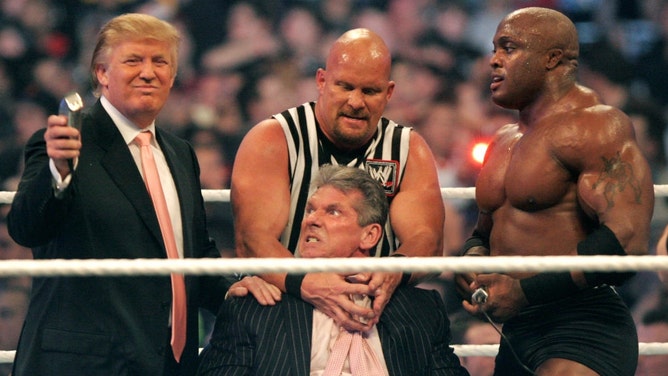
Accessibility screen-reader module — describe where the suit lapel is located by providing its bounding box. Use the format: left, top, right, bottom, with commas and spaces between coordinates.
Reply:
378, 289, 412, 375
155, 130, 195, 258
378, 308, 399, 374
89, 102, 166, 252
283, 297, 313, 376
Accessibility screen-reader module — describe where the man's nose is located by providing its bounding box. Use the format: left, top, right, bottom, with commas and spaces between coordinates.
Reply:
304, 210, 323, 225
489, 52, 501, 68
347, 89, 365, 108
139, 62, 156, 79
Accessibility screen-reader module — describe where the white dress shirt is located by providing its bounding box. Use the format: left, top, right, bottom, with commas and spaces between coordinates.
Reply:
310, 295, 389, 376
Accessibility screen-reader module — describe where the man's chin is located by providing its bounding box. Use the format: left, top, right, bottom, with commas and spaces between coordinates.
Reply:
333, 130, 372, 149
299, 247, 326, 259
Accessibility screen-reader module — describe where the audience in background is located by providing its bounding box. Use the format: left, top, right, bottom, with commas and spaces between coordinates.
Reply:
0, 283, 29, 376
636, 304, 668, 376
1, 0, 666, 257
0, 215, 31, 375
0, 215, 32, 290
451, 312, 500, 376
0, 0, 667, 371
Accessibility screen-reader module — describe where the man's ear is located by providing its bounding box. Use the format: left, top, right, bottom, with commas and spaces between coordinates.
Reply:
359, 223, 383, 251
316, 68, 326, 91
95, 63, 109, 86
546, 48, 563, 70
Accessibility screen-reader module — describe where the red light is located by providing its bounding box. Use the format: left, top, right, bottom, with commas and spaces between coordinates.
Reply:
471, 142, 488, 165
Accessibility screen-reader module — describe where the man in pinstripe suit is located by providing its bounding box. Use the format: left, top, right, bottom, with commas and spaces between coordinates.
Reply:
197, 165, 468, 375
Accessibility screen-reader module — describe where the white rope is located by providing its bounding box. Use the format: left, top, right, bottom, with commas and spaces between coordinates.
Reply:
453, 345, 500, 358
0, 190, 15, 204
4, 184, 668, 204
0, 352, 11, 364
0, 342, 665, 364
655, 184, 668, 198
0, 256, 666, 277
201, 189, 230, 203
452, 342, 668, 357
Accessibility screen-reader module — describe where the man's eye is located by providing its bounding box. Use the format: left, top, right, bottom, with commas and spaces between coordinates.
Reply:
338, 82, 353, 91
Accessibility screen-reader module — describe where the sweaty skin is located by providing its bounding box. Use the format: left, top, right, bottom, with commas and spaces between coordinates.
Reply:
455, 8, 653, 375
456, 0, 653, 350
458, 6, 653, 312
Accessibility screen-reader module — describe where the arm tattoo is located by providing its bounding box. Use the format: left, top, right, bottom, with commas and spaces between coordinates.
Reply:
592, 151, 642, 208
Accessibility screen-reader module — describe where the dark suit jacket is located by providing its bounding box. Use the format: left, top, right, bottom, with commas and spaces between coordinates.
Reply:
7, 101, 231, 376
197, 286, 469, 376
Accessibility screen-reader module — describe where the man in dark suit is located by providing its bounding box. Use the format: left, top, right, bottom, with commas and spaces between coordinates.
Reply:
197, 165, 468, 376
6, 13, 279, 376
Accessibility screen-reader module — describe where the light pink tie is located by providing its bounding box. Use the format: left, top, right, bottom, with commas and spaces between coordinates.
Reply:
323, 329, 385, 376
135, 131, 186, 362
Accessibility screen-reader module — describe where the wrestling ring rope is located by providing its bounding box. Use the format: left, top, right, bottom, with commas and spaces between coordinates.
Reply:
1, 186, 668, 363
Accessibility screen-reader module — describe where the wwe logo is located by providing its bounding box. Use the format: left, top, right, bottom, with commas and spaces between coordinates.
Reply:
366, 159, 399, 196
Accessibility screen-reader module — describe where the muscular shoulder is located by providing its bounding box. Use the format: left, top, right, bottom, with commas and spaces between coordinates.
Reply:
492, 123, 520, 144
235, 118, 287, 161
244, 118, 285, 142
551, 104, 636, 169
231, 118, 289, 194
482, 123, 520, 160
557, 85, 632, 143
406, 128, 445, 168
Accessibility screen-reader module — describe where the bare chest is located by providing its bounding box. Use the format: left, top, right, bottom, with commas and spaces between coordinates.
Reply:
476, 133, 575, 213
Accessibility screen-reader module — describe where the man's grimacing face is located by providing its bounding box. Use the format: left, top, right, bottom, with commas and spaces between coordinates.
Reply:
298, 185, 376, 259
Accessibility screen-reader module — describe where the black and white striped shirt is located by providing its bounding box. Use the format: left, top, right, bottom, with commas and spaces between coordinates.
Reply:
273, 102, 411, 257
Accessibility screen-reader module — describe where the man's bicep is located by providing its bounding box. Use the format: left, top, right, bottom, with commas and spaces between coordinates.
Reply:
231, 121, 292, 258
390, 187, 444, 254
577, 143, 654, 254
390, 133, 445, 257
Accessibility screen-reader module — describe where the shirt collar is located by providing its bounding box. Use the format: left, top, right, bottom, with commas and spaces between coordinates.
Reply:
100, 95, 157, 146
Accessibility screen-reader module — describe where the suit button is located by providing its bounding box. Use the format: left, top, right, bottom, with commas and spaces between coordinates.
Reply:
161, 301, 170, 310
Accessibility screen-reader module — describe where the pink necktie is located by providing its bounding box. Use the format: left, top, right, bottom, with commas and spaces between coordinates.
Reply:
323, 329, 385, 376
135, 132, 186, 362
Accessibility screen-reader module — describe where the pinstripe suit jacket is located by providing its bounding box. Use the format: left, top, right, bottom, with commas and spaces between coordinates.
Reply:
197, 286, 469, 376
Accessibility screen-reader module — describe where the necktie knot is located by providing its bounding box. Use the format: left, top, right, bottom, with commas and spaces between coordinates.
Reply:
135, 131, 152, 147
323, 329, 385, 376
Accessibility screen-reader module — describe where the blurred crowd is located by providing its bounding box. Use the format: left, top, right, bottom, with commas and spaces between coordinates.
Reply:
1, 0, 668, 374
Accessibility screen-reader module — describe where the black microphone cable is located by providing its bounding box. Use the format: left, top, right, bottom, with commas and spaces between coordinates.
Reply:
473, 287, 538, 376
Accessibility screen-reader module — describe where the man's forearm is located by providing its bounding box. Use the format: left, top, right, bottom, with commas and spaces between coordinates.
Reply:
257, 272, 288, 293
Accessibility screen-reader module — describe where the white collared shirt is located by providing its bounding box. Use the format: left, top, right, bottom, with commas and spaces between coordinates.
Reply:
310, 295, 389, 376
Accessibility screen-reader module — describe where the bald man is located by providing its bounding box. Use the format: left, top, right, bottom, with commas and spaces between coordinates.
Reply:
231, 28, 444, 333
455, 7, 653, 376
